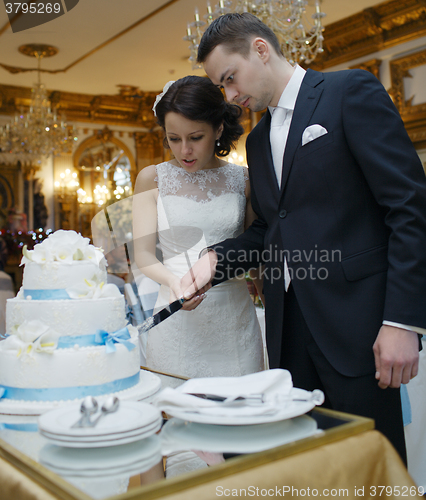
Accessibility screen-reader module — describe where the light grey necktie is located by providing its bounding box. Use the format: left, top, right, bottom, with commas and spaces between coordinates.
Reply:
270, 106, 287, 188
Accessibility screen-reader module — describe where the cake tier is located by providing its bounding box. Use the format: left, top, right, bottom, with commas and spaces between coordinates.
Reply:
0, 340, 140, 401
6, 296, 126, 338
0, 370, 162, 415
22, 260, 106, 293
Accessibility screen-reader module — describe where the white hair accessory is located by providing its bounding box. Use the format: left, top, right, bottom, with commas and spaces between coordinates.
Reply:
152, 80, 175, 117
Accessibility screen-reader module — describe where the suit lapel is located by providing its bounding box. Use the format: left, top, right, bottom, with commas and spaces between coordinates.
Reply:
257, 111, 281, 201
280, 70, 324, 196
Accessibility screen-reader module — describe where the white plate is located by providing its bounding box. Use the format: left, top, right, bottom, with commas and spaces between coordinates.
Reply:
39, 435, 162, 476
39, 420, 162, 448
39, 419, 161, 443
38, 401, 161, 438
164, 388, 316, 425
44, 455, 157, 475
161, 415, 319, 454
46, 457, 162, 481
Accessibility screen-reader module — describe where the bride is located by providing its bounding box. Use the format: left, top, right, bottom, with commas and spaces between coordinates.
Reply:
132, 76, 265, 475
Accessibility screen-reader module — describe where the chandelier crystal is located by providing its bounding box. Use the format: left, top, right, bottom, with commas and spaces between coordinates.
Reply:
184, 0, 326, 69
0, 44, 77, 160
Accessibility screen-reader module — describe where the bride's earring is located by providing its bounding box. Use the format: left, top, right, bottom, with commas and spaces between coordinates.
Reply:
216, 139, 220, 147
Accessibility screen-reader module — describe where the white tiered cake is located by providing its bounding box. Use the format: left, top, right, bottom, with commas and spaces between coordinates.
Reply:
0, 230, 160, 415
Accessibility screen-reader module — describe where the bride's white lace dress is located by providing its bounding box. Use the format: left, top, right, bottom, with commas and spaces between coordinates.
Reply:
145, 161, 265, 477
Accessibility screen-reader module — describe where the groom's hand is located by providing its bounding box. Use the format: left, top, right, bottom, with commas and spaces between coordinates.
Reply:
181, 251, 218, 302
373, 325, 419, 389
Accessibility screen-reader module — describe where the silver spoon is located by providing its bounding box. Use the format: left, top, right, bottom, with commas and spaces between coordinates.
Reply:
88, 396, 120, 427
71, 396, 98, 428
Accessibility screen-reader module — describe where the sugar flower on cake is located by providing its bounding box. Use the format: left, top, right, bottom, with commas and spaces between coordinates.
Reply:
20, 230, 104, 266
81, 243, 105, 265
0, 320, 59, 357
66, 271, 122, 300
22, 243, 52, 264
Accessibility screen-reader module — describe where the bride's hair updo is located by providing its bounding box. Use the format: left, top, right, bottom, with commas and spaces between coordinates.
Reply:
154, 75, 244, 157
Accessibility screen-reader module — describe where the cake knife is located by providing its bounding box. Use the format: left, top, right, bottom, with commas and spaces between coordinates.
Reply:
137, 297, 185, 335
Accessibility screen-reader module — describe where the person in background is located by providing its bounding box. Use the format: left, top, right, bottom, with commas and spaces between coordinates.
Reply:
0, 236, 14, 337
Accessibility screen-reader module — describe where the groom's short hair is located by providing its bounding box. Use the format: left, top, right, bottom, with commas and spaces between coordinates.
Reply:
197, 12, 282, 63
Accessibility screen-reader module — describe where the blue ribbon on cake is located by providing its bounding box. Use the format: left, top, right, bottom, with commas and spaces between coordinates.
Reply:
24, 289, 71, 300
0, 422, 39, 432
94, 328, 135, 353
56, 326, 136, 353
0, 372, 140, 402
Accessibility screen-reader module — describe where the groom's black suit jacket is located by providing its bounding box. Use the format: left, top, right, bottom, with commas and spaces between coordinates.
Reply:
212, 68, 426, 376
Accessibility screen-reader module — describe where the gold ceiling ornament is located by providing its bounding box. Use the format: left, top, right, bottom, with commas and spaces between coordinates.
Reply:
184, 0, 326, 69
18, 44, 59, 58
0, 43, 77, 160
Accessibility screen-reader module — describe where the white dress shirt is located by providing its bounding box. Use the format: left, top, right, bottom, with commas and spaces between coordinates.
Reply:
269, 64, 306, 189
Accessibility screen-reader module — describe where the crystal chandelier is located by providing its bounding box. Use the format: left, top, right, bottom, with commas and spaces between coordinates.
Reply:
184, 0, 326, 69
0, 44, 77, 160
55, 168, 80, 197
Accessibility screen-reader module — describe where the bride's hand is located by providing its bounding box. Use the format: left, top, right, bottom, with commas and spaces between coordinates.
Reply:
169, 277, 205, 311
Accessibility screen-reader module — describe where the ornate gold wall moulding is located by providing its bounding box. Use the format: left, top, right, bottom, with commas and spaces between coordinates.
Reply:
389, 47, 426, 146
0, 83, 158, 128
134, 130, 166, 172
309, 0, 426, 71
350, 59, 382, 81
406, 125, 426, 146
389, 48, 426, 111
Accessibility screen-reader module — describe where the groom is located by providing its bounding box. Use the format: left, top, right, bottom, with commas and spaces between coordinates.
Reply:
181, 12, 426, 463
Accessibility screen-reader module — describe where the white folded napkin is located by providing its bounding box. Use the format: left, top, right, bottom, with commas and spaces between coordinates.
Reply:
152, 369, 293, 417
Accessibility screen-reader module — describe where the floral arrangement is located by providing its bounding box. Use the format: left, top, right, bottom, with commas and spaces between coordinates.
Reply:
20, 230, 104, 266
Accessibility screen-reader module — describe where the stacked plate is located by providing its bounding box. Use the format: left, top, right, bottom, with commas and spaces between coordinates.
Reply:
38, 401, 162, 448
39, 434, 162, 480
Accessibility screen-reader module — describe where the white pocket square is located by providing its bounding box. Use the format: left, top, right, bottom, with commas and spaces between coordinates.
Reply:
302, 124, 328, 146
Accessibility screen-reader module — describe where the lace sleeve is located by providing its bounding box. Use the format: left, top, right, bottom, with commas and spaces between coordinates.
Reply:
224, 164, 248, 197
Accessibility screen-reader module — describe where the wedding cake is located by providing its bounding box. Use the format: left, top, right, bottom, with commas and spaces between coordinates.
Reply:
0, 230, 160, 415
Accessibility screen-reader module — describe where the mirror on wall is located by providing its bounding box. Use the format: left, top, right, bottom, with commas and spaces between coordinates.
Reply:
67, 129, 136, 238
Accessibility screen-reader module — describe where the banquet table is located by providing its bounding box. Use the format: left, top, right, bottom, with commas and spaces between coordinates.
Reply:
0, 369, 420, 500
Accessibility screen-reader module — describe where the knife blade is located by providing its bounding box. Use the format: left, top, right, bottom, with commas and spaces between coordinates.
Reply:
188, 393, 263, 402
137, 297, 185, 334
